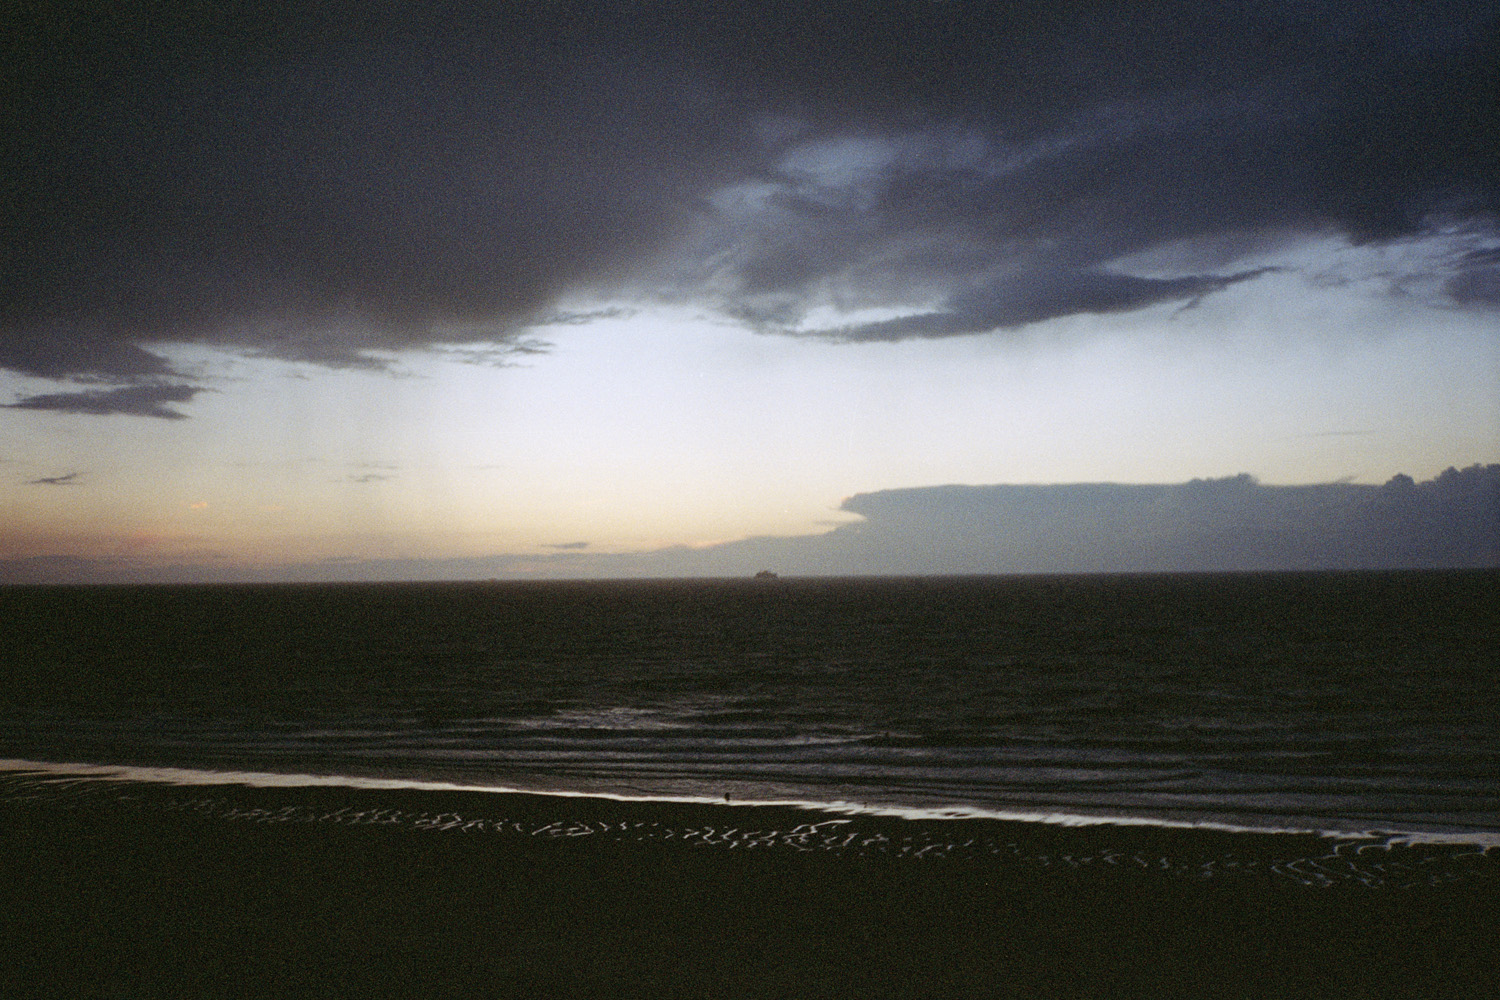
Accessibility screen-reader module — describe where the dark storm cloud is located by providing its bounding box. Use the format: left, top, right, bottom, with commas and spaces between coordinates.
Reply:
3, 3, 739, 399
6, 383, 207, 419
4, 2, 1496, 412
0, 330, 179, 381
818, 267, 1279, 342
1443, 248, 1500, 307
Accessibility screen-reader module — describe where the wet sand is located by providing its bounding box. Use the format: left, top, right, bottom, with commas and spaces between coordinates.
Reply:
2, 783, 1496, 998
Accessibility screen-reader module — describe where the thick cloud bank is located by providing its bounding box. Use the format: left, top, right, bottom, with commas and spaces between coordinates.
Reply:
812, 466, 1500, 574
5, 466, 1493, 583
4, 2, 1497, 415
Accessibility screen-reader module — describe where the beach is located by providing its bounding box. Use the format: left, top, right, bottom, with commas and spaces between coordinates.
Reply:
4, 574, 1495, 997
3, 777, 1496, 999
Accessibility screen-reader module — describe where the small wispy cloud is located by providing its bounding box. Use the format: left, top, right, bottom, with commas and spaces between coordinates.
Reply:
28, 472, 81, 486
544, 541, 591, 550
437, 338, 554, 367
533, 306, 636, 327
344, 460, 397, 483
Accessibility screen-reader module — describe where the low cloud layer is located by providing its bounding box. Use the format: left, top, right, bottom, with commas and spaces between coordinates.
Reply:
6, 383, 207, 419
6, 466, 1493, 583
808, 466, 1500, 574
4, 3, 1497, 416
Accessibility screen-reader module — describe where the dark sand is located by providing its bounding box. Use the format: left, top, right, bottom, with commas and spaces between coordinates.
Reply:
2, 782, 1496, 999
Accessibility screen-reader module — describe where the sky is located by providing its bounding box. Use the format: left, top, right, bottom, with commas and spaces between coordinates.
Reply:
2, 1, 1497, 583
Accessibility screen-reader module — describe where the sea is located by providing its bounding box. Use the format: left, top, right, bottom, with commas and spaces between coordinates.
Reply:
3, 570, 1497, 888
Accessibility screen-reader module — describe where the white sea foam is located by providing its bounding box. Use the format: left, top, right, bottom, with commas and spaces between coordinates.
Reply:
5, 757, 1497, 849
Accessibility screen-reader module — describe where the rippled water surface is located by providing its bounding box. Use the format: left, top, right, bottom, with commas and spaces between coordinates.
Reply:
3, 571, 1496, 840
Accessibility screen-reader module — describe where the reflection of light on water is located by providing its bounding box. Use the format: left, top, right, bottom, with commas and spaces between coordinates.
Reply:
505, 694, 776, 733
512, 707, 696, 731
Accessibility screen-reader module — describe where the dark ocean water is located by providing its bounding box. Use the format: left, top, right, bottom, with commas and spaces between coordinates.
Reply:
3, 571, 1497, 879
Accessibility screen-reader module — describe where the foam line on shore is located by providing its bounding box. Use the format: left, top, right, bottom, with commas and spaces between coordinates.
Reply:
4, 757, 1498, 849
5, 759, 1500, 887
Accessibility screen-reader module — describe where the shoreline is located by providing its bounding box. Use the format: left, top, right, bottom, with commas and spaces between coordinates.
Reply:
6, 756, 1498, 851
